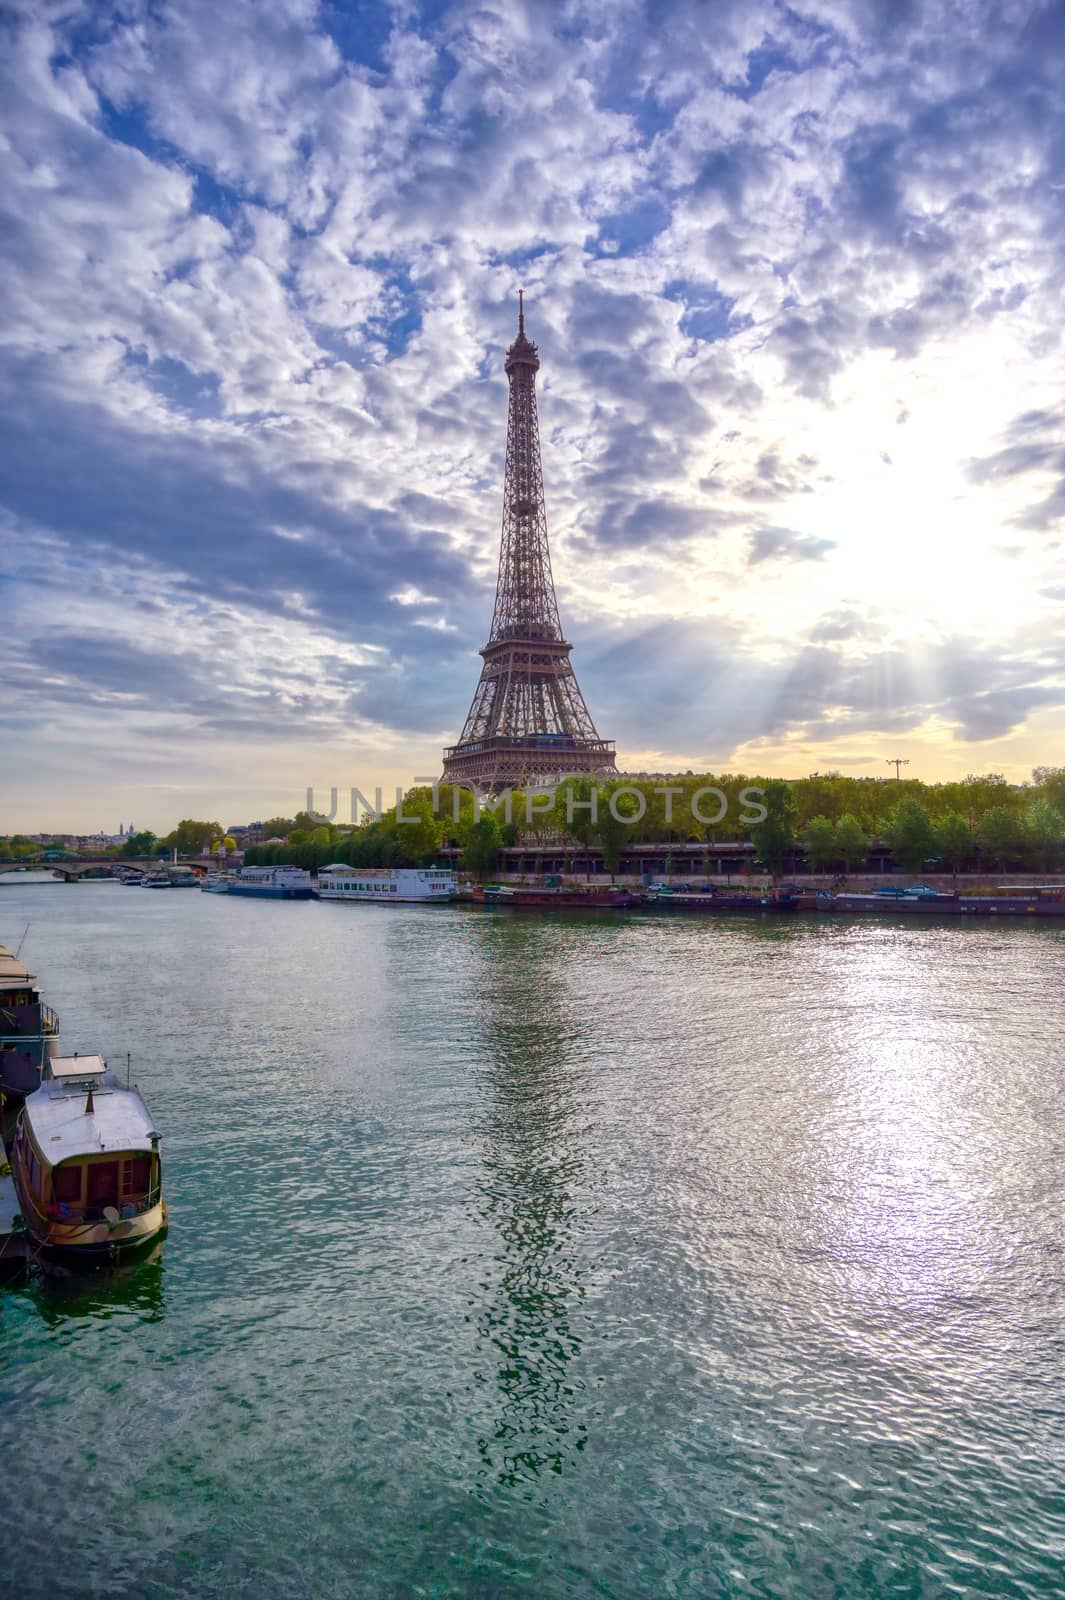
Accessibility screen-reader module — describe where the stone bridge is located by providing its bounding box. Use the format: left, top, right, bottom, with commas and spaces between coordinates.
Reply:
0, 860, 206, 882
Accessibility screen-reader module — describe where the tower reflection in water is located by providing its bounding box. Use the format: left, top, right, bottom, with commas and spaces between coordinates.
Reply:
466, 920, 593, 1493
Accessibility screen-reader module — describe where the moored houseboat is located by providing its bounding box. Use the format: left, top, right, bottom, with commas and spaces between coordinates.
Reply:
0, 943, 60, 1101
317, 865, 457, 903
643, 884, 799, 912
472, 879, 637, 909
227, 866, 315, 899
10, 1054, 166, 1259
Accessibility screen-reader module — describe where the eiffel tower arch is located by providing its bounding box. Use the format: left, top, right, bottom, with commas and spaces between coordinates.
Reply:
442, 298, 617, 793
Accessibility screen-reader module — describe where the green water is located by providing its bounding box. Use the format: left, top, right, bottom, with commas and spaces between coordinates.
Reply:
1, 884, 1064, 1598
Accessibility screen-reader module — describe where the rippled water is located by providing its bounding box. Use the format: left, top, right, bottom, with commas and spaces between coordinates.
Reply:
2, 882, 1064, 1598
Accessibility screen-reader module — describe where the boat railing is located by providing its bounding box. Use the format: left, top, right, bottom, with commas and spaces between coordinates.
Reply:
1, 1032, 53, 1047
47, 1192, 159, 1225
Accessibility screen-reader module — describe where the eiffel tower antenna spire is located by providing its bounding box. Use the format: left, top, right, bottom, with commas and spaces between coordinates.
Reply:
442, 301, 617, 793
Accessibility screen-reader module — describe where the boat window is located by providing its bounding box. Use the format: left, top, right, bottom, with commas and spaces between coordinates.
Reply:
52, 1164, 82, 1203
86, 1161, 120, 1207
121, 1156, 151, 1197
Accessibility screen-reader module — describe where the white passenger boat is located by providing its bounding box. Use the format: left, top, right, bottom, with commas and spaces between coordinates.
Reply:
10, 1054, 166, 1260
317, 865, 457, 903
200, 875, 230, 894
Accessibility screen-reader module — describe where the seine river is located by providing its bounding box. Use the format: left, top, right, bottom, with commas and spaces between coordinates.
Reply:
2, 880, 1064, 1599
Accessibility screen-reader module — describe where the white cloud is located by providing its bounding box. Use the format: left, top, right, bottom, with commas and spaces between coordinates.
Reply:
2, 0, 1065, 826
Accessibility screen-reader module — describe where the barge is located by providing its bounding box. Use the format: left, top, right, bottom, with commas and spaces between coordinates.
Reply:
471, 881, 638, 909
811, 885, 1065, 916
644, 884, 798, 912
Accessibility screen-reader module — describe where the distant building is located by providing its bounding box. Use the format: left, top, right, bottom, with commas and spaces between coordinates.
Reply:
228, 822, 265, 847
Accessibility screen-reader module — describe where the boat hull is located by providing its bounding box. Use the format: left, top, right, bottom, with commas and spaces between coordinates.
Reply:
0, 1040, 52, 1099
813, 894, 1065, 916
13, 1175, 168, 1259
227, 885, 315, 899
474, 888, 638, 909
318, 893, 453, 903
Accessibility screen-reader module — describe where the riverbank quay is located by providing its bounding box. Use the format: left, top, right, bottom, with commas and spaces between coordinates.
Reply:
0, 1164, 29, 1267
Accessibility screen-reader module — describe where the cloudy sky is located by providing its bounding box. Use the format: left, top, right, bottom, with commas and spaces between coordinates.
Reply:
2, 0, 1064, 831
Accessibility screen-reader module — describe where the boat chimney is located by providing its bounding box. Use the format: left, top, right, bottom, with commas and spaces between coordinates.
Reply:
85, 1082, 95, 1115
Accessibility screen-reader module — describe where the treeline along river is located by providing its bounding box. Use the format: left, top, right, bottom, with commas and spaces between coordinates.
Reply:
1, 883, 1063, 1599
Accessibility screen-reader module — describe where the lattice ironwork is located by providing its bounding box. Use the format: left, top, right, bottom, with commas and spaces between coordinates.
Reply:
442, 297, 617, 793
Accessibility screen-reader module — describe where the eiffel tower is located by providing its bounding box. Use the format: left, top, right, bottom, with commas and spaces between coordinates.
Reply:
442, 296, 617, 793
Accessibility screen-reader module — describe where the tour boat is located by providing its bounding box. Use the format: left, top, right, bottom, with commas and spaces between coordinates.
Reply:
317, 865, 457, 903
200, 874, 230, 893
228, 865, 315, 899
0, 943, 60, 1100
10, 1054, 166, 1260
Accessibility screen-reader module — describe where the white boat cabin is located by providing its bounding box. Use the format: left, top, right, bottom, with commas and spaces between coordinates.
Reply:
317, 866, 456, 903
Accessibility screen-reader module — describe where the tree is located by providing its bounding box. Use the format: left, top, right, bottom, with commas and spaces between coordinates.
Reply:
934, 812, 972, 881
461, 814, 501, 876
553, 779, 598, 849
393, 787, 444, 865
958, 773, 1013, 827
160, 819, 222, 856
884, 797, 936, 875
1033, 766, 1065, 814
553, 780, 640, 876
121, 830, 157, 858
261, 817, 296, 840
1023, 799, 1065, 872
834, 814, 868, 871
978, 805, 1023, 870
793, 772, 846, 826
801, 815, 836, 871
598, 785, 641, 876
750, 780, 796, 878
